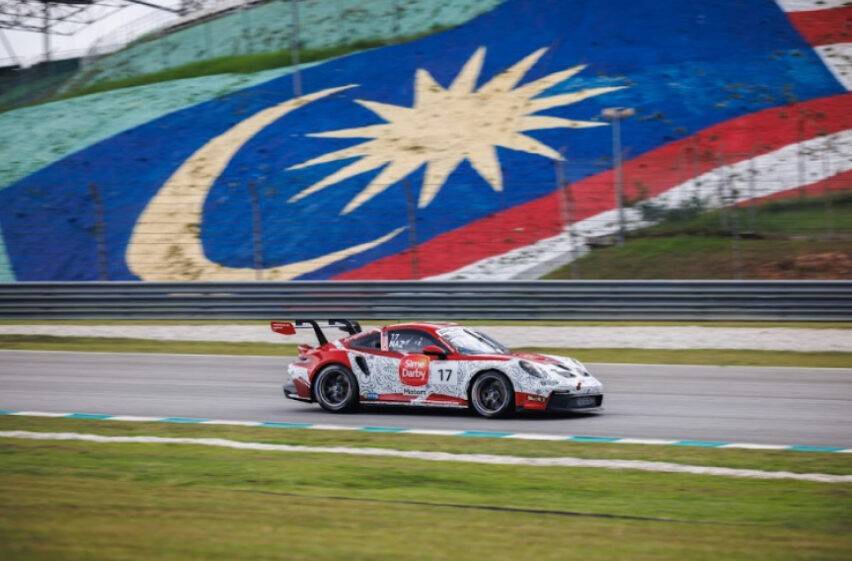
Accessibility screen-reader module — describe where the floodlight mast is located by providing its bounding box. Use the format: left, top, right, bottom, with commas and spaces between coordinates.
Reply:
0, 0, 181, 64
601, 107, 635, 246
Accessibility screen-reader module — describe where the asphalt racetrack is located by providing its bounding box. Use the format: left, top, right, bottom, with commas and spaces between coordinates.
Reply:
1, 350, 850, 447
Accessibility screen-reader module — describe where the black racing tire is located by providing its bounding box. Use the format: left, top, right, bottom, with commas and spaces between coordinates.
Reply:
469, 371, 515, 418
313, 365, 359, 413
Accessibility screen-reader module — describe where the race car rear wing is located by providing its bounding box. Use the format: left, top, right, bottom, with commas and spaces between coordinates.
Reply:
270, 319, 362, 347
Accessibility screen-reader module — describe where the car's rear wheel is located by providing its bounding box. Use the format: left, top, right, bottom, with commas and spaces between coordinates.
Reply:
314, 365, 359, 413
470, 371, 514, 418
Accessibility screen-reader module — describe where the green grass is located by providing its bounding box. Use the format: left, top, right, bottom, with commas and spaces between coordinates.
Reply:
545, 193, 852, 280
1, 334, 849, 367
515, 347, 852, 368
1, 417, 850, 560
3, 416, 850, 474
0, 334, 298, 357
56, 29, 447, 102
642, 192, 852, 238
545, 236, 851, 279
0, 319, 849, 328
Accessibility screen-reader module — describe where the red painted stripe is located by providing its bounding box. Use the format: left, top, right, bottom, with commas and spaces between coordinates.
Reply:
335, 93, 852, 280
786, 6, 851, 47
376, 393, 416, 402
424, 393, 467, 405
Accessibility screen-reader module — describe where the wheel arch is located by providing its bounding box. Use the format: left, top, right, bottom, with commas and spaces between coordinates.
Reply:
310, 360, 358, 401
466, 367, 514, 402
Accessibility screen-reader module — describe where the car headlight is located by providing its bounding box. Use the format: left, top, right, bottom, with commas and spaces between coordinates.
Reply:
563, 358, 590, 377
554, 364, 577, 378
518, 360, 545, 378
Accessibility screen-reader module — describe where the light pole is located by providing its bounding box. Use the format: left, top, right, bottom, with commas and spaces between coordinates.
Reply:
602, 107, 634, 245
290, 0, 302, 98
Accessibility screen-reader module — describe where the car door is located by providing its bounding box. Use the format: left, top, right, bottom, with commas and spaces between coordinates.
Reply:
424, 334, 465, 404
385, 328, 449, 402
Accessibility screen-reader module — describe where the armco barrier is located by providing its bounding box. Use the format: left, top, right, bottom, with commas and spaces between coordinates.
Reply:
0, 281, 850, 320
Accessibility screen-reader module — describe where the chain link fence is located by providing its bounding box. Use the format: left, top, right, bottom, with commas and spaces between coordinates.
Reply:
10, 145, 849, 281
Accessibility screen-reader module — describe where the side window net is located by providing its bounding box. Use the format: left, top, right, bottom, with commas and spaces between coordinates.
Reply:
388, 329, 442, 354
349, 331, 380, 350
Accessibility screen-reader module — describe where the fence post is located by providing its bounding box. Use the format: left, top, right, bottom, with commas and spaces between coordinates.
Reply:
822, 134, 834, 240
722, 155, 742, 279
554, 148, 579, 279
88, 183, 109, 281
715, 154, 729, 231
247, 180, 264, 280
290, 0, 302, 98
747, 150, 758, 234
730, 192, 743, 280
392, 0, 401, 38
404, 179, 420, 279
797, 113, 807, 197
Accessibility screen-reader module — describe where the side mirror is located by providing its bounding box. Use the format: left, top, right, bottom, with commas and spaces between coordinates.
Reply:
422, 345, 447, 359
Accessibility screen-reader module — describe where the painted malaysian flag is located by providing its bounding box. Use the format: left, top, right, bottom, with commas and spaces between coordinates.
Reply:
0, 0, 849, 280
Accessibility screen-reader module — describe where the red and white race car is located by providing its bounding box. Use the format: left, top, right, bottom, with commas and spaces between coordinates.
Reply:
271, 320, 603, 418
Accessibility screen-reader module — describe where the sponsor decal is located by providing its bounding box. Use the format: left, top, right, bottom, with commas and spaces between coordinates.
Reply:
399, 354, 430, 386
365, 392, 379, 401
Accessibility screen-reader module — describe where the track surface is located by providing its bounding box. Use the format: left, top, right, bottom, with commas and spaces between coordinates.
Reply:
1, 350, 850, 447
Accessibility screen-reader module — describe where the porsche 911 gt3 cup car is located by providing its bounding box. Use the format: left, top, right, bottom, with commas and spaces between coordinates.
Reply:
271, 319, 603, 418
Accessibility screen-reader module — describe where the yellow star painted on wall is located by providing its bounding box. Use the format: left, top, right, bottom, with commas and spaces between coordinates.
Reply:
288, 46, 625, 214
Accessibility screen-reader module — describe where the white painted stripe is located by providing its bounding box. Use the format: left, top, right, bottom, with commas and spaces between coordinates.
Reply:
776, 0, 848, 11
405, 429, 466, 436
505, 433, 572, 441
433, 129, 852, 280
816, 43, 852, 91
721, 443, 790, 451
109, 415, 165, 422
200, 420, 261, 426
2, 430, 849, 483
310, 424, 362, 431
615, 438, 680, 446
3, 411, 846, 453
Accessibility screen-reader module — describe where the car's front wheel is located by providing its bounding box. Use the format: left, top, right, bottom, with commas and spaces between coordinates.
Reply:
470, 371, 514, 418
314, 365, 359, 413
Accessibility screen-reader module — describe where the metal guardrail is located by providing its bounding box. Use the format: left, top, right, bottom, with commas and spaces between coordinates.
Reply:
0, 281, 850, 320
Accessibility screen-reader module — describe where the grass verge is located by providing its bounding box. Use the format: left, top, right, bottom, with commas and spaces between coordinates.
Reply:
2, 416, 850, 474
0, 319, 848, 328
57, 28, 448, 102
0, 334, 297, 357
545, 236, 852, 279
1, 417, 850, 560
515, 347, 852, 368
545, 192, 852, 280
0, 334, 849, 367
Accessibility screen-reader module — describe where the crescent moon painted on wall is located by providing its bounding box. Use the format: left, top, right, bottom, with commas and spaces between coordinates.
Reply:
126, 84, 404, 281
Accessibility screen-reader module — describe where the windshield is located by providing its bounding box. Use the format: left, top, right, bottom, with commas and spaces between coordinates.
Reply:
438, 327, 510, 355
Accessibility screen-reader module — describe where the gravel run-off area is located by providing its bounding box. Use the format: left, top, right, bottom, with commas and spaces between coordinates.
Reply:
0, 325, 849, 352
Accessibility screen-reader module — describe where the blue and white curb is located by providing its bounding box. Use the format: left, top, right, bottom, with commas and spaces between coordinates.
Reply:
1, 410, 850, 453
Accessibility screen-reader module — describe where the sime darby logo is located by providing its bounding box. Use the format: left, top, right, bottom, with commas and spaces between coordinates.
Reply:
399, 355, 430, 386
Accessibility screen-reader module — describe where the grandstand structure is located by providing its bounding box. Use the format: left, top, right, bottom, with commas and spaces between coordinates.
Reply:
0, 0, 269, 112
0, 0, 184, 64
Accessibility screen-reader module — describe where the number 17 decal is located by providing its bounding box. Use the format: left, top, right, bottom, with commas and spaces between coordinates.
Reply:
437, 368, 453, 382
